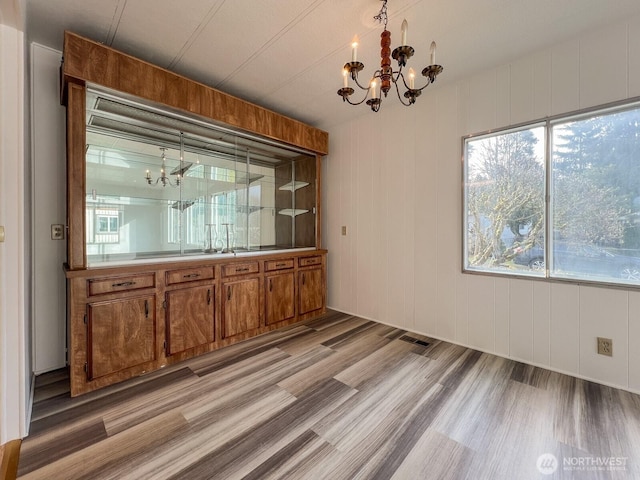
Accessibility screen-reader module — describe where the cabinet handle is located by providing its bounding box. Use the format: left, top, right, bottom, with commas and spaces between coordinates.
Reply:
269, 279, 273, 292
183, 273, 200, 279
227, 286, 232, 300
207, 289, 211, 305
302, 273, 305, 285
112, 281, 136, 287
144, 299, 149, 318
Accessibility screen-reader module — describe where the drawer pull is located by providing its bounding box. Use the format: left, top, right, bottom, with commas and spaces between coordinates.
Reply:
183, 273, 201, 279
276, 263, 287, 267
112, 281, 136, 288
236, 267, 249, 273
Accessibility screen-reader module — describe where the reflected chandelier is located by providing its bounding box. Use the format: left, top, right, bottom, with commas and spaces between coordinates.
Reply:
337, 0, 443, 112
145, 147, 181, 187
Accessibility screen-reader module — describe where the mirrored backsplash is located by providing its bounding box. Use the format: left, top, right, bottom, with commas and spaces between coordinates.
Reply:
85, 88, 317, 266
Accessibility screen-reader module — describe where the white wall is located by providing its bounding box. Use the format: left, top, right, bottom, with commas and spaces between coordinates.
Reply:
31, 43, 66, 373
0, 0, 29, 442
323, 14, 640, 393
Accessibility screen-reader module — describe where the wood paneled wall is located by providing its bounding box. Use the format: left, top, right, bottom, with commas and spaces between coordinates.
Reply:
324, 13, 640, 394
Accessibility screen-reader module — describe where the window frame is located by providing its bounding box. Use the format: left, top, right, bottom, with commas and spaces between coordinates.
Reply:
462, 96, 640, 289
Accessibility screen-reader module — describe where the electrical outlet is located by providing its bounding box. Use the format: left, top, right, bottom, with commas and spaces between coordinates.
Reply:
51, 224, 65, 240
597, 337, 613, 357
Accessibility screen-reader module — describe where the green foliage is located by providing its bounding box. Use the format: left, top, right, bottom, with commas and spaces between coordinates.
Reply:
467, 128, 544, 265
553, 109, 640, 249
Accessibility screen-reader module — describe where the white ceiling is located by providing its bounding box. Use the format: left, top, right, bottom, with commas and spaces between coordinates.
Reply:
25, 0, 640, 130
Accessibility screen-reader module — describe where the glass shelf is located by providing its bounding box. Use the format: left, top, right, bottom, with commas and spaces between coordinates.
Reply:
278, 181, 309, 192
278, 209, 309, 217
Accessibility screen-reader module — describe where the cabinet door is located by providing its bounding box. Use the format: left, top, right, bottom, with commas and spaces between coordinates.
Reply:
298, 268, 323, 315
165, 285, 214, 355
265, 272, 295, 325
87, 295, 155, 380
222, 277, 261, 339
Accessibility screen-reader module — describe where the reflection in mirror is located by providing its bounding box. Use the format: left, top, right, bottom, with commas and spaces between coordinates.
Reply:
85, 88, 316, 265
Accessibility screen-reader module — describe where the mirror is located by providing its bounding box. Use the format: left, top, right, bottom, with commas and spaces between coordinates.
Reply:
84, 88, 316, 265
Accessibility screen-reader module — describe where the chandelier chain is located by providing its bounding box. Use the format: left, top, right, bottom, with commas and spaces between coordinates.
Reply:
373, 0, 388, 29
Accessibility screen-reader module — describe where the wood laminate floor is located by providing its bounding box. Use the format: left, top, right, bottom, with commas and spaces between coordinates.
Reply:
17, 310, 640, 479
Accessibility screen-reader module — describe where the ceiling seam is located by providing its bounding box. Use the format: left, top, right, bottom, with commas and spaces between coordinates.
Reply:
168, 0, 227, 70
105, 0, 128, 46
215, 0, 329, 90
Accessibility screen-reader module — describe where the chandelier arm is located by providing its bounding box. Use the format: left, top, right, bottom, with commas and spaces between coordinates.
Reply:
393, 80, 413, 107
352, 68, 382, 91
352, 75, 372, 91
343, 93, 372, 106
413, 78, 434, 92
394, 70, 409, 90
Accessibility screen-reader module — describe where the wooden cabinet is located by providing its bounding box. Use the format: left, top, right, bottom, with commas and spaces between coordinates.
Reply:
165, 285, 214, 355
87, 273, 155, 296
222, 277, 261, 339
86, 295, 155, 380
265, 272, 295, 325
165, 266, 214, 286
299, 267, 324, 315
62, 32, 329, 397
265, 257, 295, 326
67, 250, 326, 396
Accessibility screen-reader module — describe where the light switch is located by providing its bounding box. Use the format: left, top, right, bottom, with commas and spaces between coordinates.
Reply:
0, 226, 4, 243
341, 226, 347, 236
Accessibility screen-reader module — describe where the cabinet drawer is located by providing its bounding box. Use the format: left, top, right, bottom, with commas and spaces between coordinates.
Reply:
298, 255, 322, 267
87, 273, 155, 296
264, 259, 294, 272
222, 262, 260, 277
166, 266, 215, 285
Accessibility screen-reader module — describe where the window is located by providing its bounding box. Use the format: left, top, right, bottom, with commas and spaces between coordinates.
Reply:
97, 215, 118, 234
464, 100, 640, 286
87, 207, 120, 244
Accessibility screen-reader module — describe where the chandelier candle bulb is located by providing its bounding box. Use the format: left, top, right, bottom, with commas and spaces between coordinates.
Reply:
343, 68, 348, 88
430, 41, 436, 65
401, 19, 408, 46
352, 36, 359, 62
408, 68, 415, 89
371, 80, 378, 99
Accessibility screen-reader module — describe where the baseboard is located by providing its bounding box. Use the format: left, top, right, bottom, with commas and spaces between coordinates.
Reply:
328, 306, 640, 396
0, 439, 22, 480
26, 372, 35, 434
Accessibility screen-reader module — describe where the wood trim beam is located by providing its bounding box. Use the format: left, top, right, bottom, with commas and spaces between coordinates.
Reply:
0, 439, 21, 480
316, 154, 323, 249
66, 81, 86, 270
61, 31, 328, 155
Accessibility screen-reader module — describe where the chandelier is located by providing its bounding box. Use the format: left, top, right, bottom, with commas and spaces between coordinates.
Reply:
145, 147, 181, 187
337, 0, 443, 112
